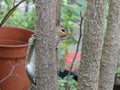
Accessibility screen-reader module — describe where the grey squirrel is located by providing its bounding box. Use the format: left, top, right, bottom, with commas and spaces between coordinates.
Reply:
25, 34, 36, 85
25, 26, 69, 85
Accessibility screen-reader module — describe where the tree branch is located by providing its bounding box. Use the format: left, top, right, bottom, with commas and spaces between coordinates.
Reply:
0, 0, 26, 27
65, 12, 85, 90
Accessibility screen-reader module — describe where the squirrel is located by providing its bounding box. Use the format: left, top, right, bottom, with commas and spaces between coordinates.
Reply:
25, 34, 36, 85
25, 26, 69, 85
55, 26, 69, 40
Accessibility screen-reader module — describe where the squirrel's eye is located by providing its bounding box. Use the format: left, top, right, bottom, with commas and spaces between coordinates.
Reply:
61, 28, 65, 32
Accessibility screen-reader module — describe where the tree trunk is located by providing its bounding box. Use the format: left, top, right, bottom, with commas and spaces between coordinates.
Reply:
99, 0, 120, 90
34, 0, 58, 90
56, 0, 61, 26
78, 0, 105, 90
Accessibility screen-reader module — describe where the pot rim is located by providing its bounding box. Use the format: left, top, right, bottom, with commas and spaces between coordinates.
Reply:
0, 44, 28, 48
0, 26, 32, 31
0, 26, 34, 48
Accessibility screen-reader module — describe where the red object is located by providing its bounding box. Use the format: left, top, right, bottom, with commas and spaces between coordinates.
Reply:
58, 52, 81, 71
0, 27, 34, 90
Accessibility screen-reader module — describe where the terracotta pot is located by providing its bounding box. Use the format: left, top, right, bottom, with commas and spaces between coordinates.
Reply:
0, 27, 34, 90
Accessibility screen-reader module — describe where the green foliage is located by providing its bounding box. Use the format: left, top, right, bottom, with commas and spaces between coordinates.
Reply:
4, 9, 35, 30
1, 0, 118, 90
58, 76, 77, 90
4, 0, 13, 10
104, 2, 109, 38
61, 0, 87, 28
117, 68, 120, 73
0, 0, 35, 30
58, 50, 66, 70
116, 58, 120, 73
58, 0, 87, 70
58, 0, 87, 90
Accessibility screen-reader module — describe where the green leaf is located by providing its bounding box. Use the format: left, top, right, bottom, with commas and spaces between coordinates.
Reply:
58, 51, 65, 69
76, 0, 87, 8
117, 67, 120, 73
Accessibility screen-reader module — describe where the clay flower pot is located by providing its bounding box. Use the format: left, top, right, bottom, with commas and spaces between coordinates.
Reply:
0, 27, 34, 90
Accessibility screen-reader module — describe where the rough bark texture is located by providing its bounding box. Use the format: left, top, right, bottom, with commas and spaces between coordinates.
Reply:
78, 0, 105, 90
34, 0, 58, 90
56, 0, 61, 26
99, 1, 120, 90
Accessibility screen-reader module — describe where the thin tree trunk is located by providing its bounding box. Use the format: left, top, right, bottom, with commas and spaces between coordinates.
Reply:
78, 0, 105, 90
34, 0, 58, 90
99, 0, 120, 90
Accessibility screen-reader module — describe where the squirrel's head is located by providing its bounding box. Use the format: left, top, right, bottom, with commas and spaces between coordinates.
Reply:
55, 26, 69, 40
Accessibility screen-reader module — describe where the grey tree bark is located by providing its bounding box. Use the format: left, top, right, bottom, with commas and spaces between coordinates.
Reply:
99, 0, 120, 90
34, 0, 58, 90
78, 0, 105, 90
56, 0, 61, 26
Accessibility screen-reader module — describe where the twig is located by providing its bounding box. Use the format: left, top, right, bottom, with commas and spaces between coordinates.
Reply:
13, 0, 16, 6
65, 12, 85, 90
0, 0, 26, 27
